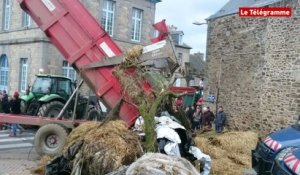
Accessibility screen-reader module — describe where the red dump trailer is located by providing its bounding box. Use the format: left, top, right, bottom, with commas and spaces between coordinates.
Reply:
18, 0, 140, 126
0, 0, 179, 156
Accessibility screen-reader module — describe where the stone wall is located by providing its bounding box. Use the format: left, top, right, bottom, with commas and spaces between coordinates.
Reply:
206, 1, 300, 134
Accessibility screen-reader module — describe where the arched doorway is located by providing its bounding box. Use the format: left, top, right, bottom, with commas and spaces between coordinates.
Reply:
0, 55, 9, 92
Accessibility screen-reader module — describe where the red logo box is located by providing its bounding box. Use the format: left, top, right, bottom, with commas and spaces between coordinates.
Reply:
239, 7, 292, 17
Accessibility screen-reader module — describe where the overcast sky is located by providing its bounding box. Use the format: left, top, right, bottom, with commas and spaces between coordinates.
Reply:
155, 0, 228, 56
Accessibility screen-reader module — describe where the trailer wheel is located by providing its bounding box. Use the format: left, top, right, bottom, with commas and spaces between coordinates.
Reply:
34, 124, 68, 156
37, 101, 66, 118
87, 108, 103, 121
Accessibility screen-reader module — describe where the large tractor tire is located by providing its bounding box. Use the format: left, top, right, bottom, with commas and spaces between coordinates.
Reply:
37, 101, 65, 118
87, 108, 104, 121
34, 124, 68, 156
20, 100, 27, 114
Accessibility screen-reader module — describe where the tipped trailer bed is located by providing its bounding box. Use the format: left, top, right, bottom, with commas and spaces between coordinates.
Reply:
0, 0, 178, 156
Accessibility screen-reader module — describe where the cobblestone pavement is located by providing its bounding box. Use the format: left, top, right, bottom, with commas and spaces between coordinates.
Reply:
0, 129, 40, 175
0, 146, 40, 175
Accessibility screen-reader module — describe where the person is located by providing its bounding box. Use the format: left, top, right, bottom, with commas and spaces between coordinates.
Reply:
206, 106, 215, 127
202, 107, 211, 131
0, 90, 3, 130
175, 97, 183, 110
185, 106, 194, 124
2, 90, 10, 113
0, 90, 3, 113
192, 106, 201, 132
9, 91, 24, 137
215, 106, 226, 133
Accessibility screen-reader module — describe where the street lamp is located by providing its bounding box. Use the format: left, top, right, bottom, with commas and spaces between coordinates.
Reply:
192, 21, 207, 26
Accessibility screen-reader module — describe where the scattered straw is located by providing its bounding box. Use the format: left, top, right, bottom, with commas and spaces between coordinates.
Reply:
30, 155, 53, 175
195, 131, 258, 175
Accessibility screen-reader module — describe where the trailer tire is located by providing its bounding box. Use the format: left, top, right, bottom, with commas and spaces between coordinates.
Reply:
34, 124, 68, 156
20, 100, 27, 114
87, 108, 103, 121
37, 101, 66, 118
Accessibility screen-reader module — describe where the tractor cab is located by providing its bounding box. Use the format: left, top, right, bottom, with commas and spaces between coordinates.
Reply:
21, 74, 102, 120
31, 74, 74, 100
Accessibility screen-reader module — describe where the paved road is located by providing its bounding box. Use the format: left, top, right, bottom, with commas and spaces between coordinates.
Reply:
0, 129, 40, 175
0, 129, 35, 150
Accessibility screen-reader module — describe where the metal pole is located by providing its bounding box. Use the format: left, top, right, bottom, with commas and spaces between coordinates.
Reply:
57, 80, 84, 120
72, 79, 81, 121
215, 58, 222, 116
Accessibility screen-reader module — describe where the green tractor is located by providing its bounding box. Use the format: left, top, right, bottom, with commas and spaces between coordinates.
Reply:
21, 74, 104, 120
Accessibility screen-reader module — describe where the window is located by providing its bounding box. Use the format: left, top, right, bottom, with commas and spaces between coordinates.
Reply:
189, 79, 195, 86
175, 78, 181, 87
22, 12, 31, 28
62, 61, 76, 81
32, 77, 51, 94
101, 0, 115, 36
20, 58, 28, 93
131, 8, 143, 42
57, 79, 72, 96
178, 34, 183, 45
3, 0, 12, 31
177, 53, 183, 64
0, 55, 9, 92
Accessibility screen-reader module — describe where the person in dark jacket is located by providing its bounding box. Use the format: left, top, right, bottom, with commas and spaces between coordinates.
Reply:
202, 107, 214, 131
185, 106, 195, 124
2, 90, 10, 113
206, 107, 215, 126
9, 91, 24, 137
215, 106, 226, 133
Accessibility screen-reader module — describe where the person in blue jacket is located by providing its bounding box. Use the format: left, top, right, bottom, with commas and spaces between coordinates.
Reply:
215, 106, 226, 133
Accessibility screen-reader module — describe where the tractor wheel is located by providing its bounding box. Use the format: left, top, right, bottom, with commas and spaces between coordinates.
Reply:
87, 108, 104, 121
34, 124, 68, 156
37, 101, 66, 118
20, 100, 27, 114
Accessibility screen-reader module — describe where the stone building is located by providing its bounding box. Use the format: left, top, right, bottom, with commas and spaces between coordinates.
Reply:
0, 0, 160, 95
206, 0, 300, 133
169, 28, 204, 87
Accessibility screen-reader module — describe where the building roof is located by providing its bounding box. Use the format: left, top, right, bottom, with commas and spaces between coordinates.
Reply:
147, 0, 161, 3
175, 43, 192, 49
207, 0, 282, 20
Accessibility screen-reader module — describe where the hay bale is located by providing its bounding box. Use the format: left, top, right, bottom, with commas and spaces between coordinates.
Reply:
63, 121, 100, 153
126, 153, 200, 175
195, 131, 258, 175
68, 120, 143, 175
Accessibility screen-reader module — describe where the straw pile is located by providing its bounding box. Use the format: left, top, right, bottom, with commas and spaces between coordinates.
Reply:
30, 155, 53, 175
63, 121, 100, 152
65, 120, 143, 175
126, 153, 200, 175
195, 131, 258, 175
